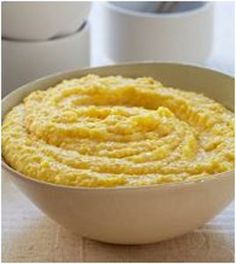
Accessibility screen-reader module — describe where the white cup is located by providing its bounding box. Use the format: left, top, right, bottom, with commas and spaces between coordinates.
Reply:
102, 2, 214, 63
2, 22, 90, 96
2, 2, 91, 41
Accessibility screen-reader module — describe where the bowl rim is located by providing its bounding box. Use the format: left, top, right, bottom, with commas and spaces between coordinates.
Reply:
2, 20, 89, 44
2, 158, 234, 192
2, 61, 234, 192
103, 1, 213, 19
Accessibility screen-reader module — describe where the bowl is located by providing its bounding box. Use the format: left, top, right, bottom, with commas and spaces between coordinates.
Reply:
2, 22, 90, 97
2, 62, 234, 245
2, 2, 91, 41
101, 2, 214, 63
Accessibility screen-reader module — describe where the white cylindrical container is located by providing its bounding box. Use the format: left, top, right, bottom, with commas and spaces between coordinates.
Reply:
2, 2, 91, 41
2, 23, 90, 96
102, 2, 214, 63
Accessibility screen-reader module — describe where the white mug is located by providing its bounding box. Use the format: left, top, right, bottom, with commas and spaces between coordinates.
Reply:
102, 2, 214, 63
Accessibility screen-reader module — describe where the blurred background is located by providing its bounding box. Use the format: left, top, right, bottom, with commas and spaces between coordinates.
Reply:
90, 1, 234, 70
2, 1, 234, 96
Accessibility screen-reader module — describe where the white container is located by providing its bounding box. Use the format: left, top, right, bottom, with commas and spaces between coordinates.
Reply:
2, 2, 91, 40
2, 23, 90, 96
2, 63, 234, 245
102, 2, 214, 63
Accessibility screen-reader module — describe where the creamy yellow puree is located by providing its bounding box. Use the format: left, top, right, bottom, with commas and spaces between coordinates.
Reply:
2, 75, 234, 187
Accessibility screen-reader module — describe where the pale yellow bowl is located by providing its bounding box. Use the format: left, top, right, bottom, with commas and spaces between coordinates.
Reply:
2, 63, 234, 245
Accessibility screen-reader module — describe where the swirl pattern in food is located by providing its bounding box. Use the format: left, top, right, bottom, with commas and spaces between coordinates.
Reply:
2, 75, 234, 187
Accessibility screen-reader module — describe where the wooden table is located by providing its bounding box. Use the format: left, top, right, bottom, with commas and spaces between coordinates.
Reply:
2, 2, 234, 262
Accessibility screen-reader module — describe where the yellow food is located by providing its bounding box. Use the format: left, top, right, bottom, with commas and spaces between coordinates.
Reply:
2, 75, 234, 187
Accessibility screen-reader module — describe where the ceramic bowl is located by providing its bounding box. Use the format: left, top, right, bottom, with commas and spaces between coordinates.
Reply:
102, 2, 214, 63
2, 63, 234, 245
2, 2, 91, 41
2, 22, 90, 97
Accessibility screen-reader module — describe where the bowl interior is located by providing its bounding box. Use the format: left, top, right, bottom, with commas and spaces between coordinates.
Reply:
2, 62, 234, 118
110, 1, 207, 14
2, 62, 234, 191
